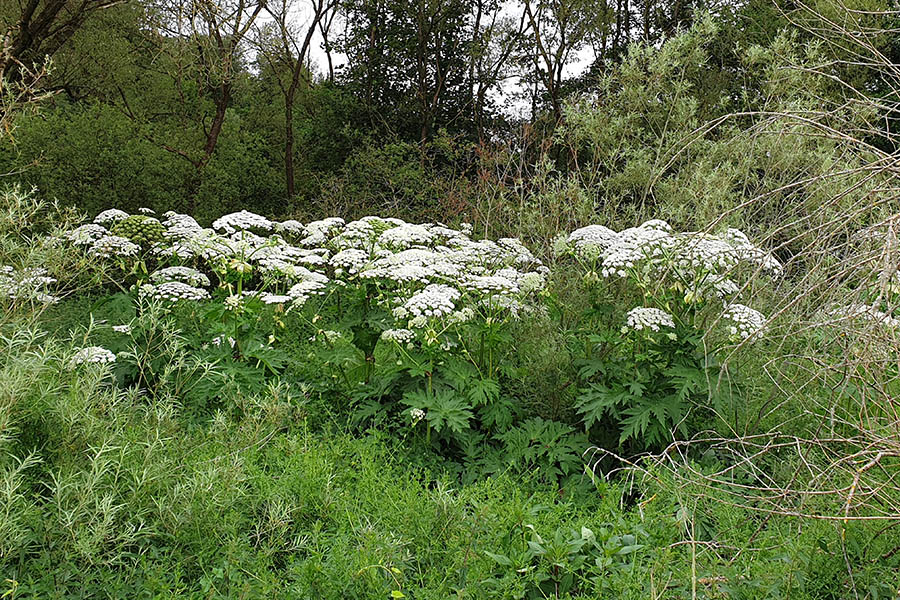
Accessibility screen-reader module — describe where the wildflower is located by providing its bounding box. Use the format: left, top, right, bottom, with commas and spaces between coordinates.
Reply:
89, 235, 141, 258
275, 220, 305, 236
139, 282, 210, 303
0, 266, 58, 303
310, 330, 343, 343
151, 266, 210, 287
381, 328, 415, 344
224, 294, 242, 310
162, 213, 203, 239
410, 408, 426, 424
93, 209, 129, 225
377, 223, 433, 250
112, 325, 131, 334
624, 307, 676, 332
70, 346, 116, 367
259, 293, 293, 305
212, 210, 273, 234
330, 249, 370, 275
722, 304, 767, 340
565, 225, 619, 258
403, 284, 460, 318
66, 224, 109, 245
461, 274, 519, 295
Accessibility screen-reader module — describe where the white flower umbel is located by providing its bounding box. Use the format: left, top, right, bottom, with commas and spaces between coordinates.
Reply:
212, 210, 273, 234
360, 249, 462, 284
70, 346, 116, 366
162, 213, 203, 239
330, 249, 370, 275
300, 217, 345, 247
67, 223, 109, 245
89, 235, 140, 258
722, 303, 767, 340
377, 223, 434, 250
287, 280, 328, 306
461, 274, 519, 295
403, 284, 460, 318
601, 225, 671, 278
151, 266, 211, 287
275, 220, 305, 237
624, 307, 676, 332
259, 292, 294, 305
565, 224, 619, 258
139, 282, 211, 303
93, 209, 129, 226
112, 324, 132, 334
310, 330, 343, 343
381, 328, 415, 344
0, 266, 59, 304
332, 219, 377, 250
823, 303, 900, 329
724, 228, 782, 276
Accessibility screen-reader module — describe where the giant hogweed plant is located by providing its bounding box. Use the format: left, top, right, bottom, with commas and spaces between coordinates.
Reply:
58, 208, 573, 471
557, 220, 780, 451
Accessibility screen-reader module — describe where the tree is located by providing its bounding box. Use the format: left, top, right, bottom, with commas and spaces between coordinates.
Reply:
336, 0, 476, 142
257, 0, 336, 199
138, 0, 266, 208
0, 0, 127, 82
518, 0, 606, 123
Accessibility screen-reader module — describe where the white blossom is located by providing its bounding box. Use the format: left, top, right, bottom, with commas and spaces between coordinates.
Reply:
330, 249, 370, 275
70, 346, 116, 366
151, 266, 210, 287
381, 328, 415, 344
162, 213, 203, 239
93, 209, 129, 225
67, 224, 109, 245
403, 284, 460, 318
377, 223, 434, 250
624, 307, 676, 332
0, 266, 59, 303
212, 210, 273, 234
90, 235, 140, 258
275, 220, 305, 236
722, 303, 767, 339
139, 281, 210, 303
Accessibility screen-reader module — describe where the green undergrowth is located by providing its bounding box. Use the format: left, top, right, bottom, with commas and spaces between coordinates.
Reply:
2, 321, 899, 599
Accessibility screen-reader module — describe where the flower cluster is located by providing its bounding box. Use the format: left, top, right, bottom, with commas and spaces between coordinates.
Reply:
563, 220, 781, 292
624, 307, 676, 332
63, 209, 550, 352
381, 328, 416, 344
139, 281, 210, 303
822, 303, 900, 330
0, 266, 59, 304
70, 346, 116, 366
722, 303, 767, 340
151, 266, 211, 287
212, 210, 274, 234
94, 209, 129, 226
89, 235, 140, 258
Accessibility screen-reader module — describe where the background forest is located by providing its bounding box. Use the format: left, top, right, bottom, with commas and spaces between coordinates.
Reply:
2, 0, 900, 598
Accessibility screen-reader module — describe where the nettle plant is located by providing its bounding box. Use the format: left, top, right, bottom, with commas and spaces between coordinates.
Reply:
60, 208, 555, 459
557, 220, 781, 451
